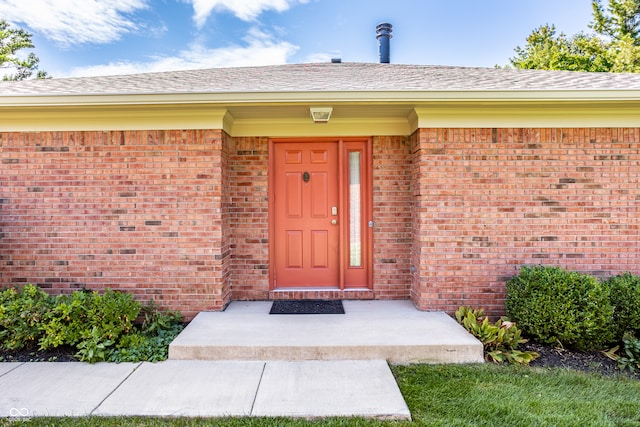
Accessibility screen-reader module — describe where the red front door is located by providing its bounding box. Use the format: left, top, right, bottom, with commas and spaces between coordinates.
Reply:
272, 142, 340, 287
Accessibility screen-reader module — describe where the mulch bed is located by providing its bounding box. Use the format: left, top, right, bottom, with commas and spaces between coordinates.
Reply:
521, 341, 622, 376
0, 345, 78, 363
1, 337, 637, 380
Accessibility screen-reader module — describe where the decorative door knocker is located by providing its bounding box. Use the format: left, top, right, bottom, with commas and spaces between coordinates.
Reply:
303, 172, 310, 182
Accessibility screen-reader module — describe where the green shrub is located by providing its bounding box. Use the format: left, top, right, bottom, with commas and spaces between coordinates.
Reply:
140, 299, 183, 336
605, 333, 640, 374
455, 306, 538, 364
77, 298, 183, 363
505, 265, 614, 351
108, 301, 184, 363
604, 273, 640, 340
0, 285, 182, 363
39, 288, 141, 362
39, 289, 94, 349
70, 289, 141, 362
617, 333, 640, 373
0, 284, 54, 350
75, 326, 115, 363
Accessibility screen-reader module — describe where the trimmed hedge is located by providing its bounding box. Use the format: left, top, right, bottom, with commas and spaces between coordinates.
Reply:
505, 265, 615, 351
605, 273, 640, 340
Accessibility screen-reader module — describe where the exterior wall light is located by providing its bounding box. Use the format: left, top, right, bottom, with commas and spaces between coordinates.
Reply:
310, 107, 333, 123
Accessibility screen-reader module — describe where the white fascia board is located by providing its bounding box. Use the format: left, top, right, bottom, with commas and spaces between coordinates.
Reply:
2, 89, 640, 107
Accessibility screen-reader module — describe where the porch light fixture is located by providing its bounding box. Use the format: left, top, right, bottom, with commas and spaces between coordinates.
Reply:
310, 107, 333, 123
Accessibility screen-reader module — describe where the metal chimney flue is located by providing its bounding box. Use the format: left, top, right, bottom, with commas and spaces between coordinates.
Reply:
376, 23, 392, 63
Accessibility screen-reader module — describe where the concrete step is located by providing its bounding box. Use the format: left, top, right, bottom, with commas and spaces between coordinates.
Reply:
169, 300, 484, 364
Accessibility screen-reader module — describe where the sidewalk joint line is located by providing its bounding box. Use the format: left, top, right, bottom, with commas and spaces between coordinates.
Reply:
249, 362, 267, 416
0, 362, 26, 379
89, 361, 143, 416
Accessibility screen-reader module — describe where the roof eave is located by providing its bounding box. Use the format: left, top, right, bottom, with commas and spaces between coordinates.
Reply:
2, 89, 640, 107
2, 89, 640, 134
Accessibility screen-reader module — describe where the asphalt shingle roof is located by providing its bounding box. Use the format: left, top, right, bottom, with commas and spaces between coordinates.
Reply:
2, 63, 640, 97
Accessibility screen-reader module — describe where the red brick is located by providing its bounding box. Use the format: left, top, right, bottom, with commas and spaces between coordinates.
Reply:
2, 128, 639, 319
411, 128, 640, 317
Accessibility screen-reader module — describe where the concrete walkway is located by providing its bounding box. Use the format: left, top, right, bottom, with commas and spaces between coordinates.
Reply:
0, 359, 411, 419
1, 301, 484, 420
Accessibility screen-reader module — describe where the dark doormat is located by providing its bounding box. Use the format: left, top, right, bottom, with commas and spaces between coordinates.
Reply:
269, 300, 345, 315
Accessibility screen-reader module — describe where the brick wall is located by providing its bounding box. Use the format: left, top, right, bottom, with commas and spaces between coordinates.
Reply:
5, 128, 635, 318
372, 136, 413, 299
220, 132, 232, 306
228, 137, 270, 300
412, 128, 640, 316
0, 132, 415, 316
0, 130, 229, 319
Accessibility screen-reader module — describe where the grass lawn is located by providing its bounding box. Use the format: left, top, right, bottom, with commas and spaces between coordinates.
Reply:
395, 364, 640, 427
12, 364, 640, 427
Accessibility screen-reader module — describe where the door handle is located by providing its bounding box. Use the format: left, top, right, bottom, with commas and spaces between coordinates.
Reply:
331, 219, 338, 225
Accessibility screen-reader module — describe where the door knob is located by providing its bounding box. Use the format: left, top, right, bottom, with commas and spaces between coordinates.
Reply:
331, 219, 338, 225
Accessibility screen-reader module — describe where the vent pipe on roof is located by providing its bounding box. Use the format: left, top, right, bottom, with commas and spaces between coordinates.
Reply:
376, 23, 392, 64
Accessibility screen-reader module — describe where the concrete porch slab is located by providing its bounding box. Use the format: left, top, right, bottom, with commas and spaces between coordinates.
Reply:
169, 300, 483, 364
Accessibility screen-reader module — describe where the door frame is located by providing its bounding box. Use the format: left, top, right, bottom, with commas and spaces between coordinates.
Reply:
268, 137, 373, 291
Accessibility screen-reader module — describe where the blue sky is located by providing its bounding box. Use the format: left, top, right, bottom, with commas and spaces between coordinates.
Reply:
1, 0, 595, 78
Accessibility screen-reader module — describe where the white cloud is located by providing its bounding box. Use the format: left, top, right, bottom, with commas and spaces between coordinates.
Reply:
66, 28, 298, 77
304, 52, 342, 63
184, 0, 308, 27
0, 0, 148, 45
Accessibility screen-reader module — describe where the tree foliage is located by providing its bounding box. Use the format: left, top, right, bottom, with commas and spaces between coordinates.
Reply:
510, 0, 640, 72
591, 0, 640, 41
0, 19, 48, 80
